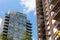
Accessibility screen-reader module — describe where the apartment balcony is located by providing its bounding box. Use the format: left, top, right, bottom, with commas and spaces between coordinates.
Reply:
54, 21, 60, 30
36, 0, 42, 7
40, 26, 45, 31
4, 21, 9, 24
38, 29, 42, 33
5, 19, 9, 21
27, 26, 32, 28
5, 16, 9, 18
53, 10, 60, 21
3, 26, 8, 29
26, 24, 32, 28
37, 10, 43, 15
26, 31, 32, 34
3, 28, 8, 30
4, 25, 8, 27
50, 0, 55, 4
38, 26, 45, 33
38, 33, 42, 38
4, 23, 9, 26
38, 22, 44, 28
3, 31, 7, 36
57, 37, 60, 40
56, 23, 60, 30
27, 22, 32, 25
5, 18, 9, 20
38, 29, 45, 33
37, 6, 43, 10
3, 34, 7, 36
3, 33, 7, 36
26, 27, 31, 30
26, 37, 32, 39
3, 31, 7, 33
26, 34, 32, 37
26, 25, 32, 28
51, 0, 60, 11
38, 34, 46, 38
27, 28, 32, 31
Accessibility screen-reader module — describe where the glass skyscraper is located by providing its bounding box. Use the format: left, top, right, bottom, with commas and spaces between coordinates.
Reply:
2, 11, 32, 40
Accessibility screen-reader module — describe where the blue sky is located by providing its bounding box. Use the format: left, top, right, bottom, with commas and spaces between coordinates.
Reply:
0, 0, 37, 40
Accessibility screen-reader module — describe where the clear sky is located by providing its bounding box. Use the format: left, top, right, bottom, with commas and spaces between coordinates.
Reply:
0, 0, 38, 40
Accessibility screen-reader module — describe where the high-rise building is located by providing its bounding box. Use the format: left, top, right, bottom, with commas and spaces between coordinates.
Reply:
36, 0, 60, 40
36, 0, 46, 40
2, 11, 32, 40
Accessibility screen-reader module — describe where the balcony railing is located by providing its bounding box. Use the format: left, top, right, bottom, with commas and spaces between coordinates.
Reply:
54, 22, 60, 29
51, 0, 60, 11
50, 0, 58, 5
52, 6, 60, 20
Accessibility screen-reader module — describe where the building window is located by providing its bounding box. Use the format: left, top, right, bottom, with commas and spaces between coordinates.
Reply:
50, 11, 54, 16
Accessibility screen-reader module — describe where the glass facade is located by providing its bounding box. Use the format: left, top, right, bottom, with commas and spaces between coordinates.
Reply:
6, 11, 27, 40
2, 11, 32, 40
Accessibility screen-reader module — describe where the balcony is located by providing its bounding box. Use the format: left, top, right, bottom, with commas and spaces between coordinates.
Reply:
5, 16, 9, 18
4, 22, 9, 24
37, 9, 43, 15
54, 21, 60, 30
40, 26, 45, 31
26, 32, 32, 37
27, 22, 32, 25
4, 26, 8, 29
26, 25, 32, 28
3, 32, 7, 35
3, 34, 7, 36
51, 0, 60, 11
3, 28, 8, 30
38, 22, 44, 28
56, 23, 60, 30
4, 25, 8, 27
50, 0, 55, 4
53, 7, 60, 20
26, 31, 32, 34
27, 27, 31, 30
5, 19, 9, 21
38, 34, 46, 38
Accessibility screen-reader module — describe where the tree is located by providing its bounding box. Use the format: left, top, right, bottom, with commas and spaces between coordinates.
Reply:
21, 32, 26, 40
21, 31, 32, 40
0, 34, 11, 40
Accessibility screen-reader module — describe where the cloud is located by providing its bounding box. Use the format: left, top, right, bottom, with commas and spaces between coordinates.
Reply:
0, 18, 2, 26
19, 0, 36, 14
33, 38, 35, 40
0, 18, 2, 33
34, 10, 36, 15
